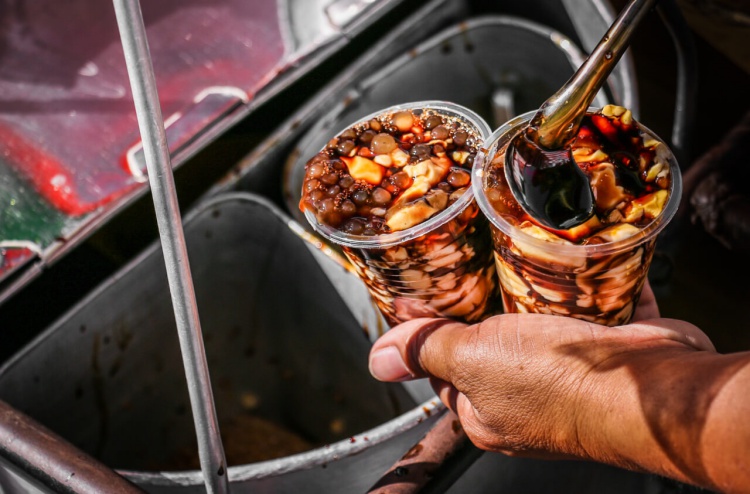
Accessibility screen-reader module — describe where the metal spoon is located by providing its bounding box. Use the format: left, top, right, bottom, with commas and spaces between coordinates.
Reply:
505, 0, 657, 230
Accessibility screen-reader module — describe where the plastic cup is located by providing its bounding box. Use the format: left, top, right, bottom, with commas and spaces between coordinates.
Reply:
303, 101, 500, 326
472, 110, 682, 326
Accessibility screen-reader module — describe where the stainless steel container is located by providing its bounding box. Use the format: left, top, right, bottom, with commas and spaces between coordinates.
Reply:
0, 193, 440, 493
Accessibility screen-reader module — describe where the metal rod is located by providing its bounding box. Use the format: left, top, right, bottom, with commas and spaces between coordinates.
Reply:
0, 400, 146, 494
112, 1, 229, 493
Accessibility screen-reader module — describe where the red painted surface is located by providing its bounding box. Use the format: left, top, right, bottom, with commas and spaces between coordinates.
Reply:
0, 247, 36, 279
0, 0, 286, 215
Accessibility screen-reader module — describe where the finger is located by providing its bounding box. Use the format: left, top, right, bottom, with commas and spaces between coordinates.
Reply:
632, 279, 660, 321
621, 318, 716, 352
430, 377, 483, 445
430, 377, 460, 413
369, 317, 468, 382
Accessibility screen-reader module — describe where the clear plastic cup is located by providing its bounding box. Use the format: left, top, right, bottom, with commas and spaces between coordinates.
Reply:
472, 109, 682, 326
303, 101, 500, 326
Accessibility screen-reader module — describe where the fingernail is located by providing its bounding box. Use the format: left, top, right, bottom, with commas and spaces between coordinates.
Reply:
369, 346, 412, 382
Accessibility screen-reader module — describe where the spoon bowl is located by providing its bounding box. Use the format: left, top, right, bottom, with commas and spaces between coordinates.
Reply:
505, 128, 594, 230
504, 0, 656, 230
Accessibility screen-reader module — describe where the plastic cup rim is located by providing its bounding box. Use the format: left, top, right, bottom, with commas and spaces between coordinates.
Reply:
303, 100, 492, 249
471, 108, 683, 257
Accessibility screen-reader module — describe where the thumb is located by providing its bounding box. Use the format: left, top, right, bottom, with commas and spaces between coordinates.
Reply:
368, 318, 468, 382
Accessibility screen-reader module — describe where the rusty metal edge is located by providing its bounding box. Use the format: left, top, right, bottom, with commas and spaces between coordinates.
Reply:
0, 400, 145, 494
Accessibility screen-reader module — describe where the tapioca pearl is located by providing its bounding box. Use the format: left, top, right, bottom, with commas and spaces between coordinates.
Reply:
318, 198, 336, 214
307, 163, 325, 179
371, 133, 397, 155
437, 182, 453, 193
343, 218, 366, 235
387, 178, 404, 192
310, 189, 325, 202
333, 160, 346, 171
340, 128, 357, 140
410, 144, 431, 161
359, 129, 376, 146
304, 178, 320, 193
432, 125, 449, 140
391, 111, 414, 132
372, 187, 392, 206
390, 171, 412, 190
453, 130, 468, 146
424, 115, 443, 130
369, 119, 382, 132
318, 201, 344, 226
326, 185, 341, 197
447, 168, 471, 188
352, 189, 370, 206
433, 143, 445, 155
339, 176, 355, 189
340, 200, 356, 216
328, 212, 344, 227
337, 139, 356, 156
464, 153, 475, 167
321, 172, 339, 185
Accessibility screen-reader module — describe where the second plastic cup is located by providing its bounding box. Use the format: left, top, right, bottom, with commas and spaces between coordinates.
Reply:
472, 110, 682, 326
304, 101, 499, 327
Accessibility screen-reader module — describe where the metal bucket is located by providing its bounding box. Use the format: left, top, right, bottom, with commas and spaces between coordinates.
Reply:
0, 193, 440, 493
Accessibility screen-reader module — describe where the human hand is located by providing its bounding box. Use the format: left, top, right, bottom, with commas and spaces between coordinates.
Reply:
633, 278, 660, 321
368, 284, 714, 461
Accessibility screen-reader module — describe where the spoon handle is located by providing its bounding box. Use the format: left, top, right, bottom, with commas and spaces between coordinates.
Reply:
532, 0, 658, 149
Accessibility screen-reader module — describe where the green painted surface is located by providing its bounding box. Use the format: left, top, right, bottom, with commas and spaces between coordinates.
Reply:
0, 164, 69, 247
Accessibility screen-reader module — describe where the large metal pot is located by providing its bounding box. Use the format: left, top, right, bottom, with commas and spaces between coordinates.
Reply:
0, 193, 440, 493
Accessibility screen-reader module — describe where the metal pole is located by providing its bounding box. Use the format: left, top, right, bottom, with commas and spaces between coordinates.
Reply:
112, 1, 229, 493
0, 401, 146, 494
